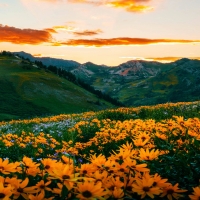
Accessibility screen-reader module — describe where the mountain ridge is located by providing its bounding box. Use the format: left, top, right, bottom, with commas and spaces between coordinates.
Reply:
14, 51, 196, 67
12, 51, 200, 107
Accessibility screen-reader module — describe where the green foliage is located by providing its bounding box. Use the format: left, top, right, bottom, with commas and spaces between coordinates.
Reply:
149, 136, 200, 190
95, 102, 200, 122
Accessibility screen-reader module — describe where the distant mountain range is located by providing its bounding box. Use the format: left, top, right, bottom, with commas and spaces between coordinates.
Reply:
14, 51, 200, 106
14, 51, 80, 70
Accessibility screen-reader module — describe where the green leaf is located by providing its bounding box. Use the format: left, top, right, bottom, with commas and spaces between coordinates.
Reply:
61, 184, 69, 199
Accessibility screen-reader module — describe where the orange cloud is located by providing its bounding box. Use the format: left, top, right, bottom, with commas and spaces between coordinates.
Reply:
0, 25, 53, 45
68, 0, 154, 12
52, 25, 77, 32
73, 29, 103, 36
58, 37, 200, 47
1, 24, 200, 48
147, 57, 200, 63
36, 0, 154, 12
33, 53, 65, 57
120, 56, 200, 63
44, 28, 57, 33
33, 53, 42, 57
107, 0, 153, 12
51, 25, 103, 36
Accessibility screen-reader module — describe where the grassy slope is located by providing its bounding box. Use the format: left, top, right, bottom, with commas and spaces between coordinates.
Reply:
0, 55, 114, 121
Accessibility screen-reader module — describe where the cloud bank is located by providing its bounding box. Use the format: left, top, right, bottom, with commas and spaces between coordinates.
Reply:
73, 29, 103, 36
61, 37, 200, 47
38, 0, 154, 12
1, 24, 199, 47
107, 0, 153, 12
0, 25, 53, 45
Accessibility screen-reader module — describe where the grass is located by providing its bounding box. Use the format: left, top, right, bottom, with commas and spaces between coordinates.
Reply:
0, 101, 200, 199
0, 55, 114, 121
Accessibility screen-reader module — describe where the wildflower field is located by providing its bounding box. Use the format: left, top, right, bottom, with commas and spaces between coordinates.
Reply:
1, 101, 200, 200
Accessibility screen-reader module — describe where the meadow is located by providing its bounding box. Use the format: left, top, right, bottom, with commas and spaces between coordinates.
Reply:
0, 101, 200, 199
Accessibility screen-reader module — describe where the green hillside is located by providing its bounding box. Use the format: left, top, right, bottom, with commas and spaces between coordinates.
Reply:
9, 51, 200, 108
0, 54, 114, 121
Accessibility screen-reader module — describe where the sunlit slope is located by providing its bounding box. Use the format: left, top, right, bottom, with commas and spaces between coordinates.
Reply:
0, 55, 113, 121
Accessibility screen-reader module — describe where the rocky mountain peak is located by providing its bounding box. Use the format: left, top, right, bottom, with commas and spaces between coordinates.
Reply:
113, 60, 160, 77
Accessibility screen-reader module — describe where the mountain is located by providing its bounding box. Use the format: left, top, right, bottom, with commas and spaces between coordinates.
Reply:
14, 51, 80, 70
74, 59, 200, 106
0, 53, 115, 121
12, 51, 200, 106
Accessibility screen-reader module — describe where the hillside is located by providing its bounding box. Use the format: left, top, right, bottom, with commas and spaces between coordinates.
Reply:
13, 51, 200, 106
0, 54, 115, 121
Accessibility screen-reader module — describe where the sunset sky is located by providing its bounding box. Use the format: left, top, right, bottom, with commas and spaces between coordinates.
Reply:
0, 0, 200, 66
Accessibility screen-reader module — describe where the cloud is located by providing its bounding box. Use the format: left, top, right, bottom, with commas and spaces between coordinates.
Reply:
107, 0, 153, 12
0, 25, 53, 45
52, 25, 77, 32
68, 0, 103, 6
34, 0, 156, 13
51, 25, 103, 36
68, 0, 154, 13
73, 29, 103, 36
33, 53, 42, 57
147, 57, 200, 63
44, 28, 57, 33
57, 37, 200, 47
33, 53, 65, 57
1, 24, 200, 48
120, 56, 200, 63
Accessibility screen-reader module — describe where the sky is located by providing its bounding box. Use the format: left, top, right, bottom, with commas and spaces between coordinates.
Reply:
0, 0, 200, 66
